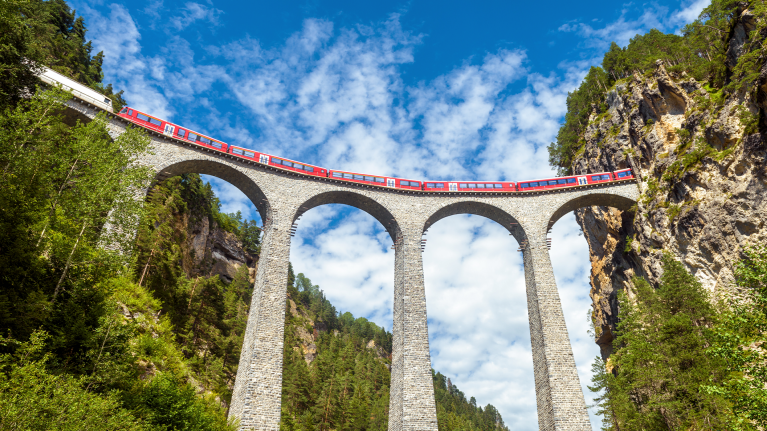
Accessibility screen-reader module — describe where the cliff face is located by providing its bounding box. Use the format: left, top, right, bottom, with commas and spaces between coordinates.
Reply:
182, 213, 257, 284
573, 14, 767, 357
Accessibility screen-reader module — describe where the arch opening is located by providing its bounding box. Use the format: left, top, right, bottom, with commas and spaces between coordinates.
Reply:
295, 191, 402, 242
544, 189, 639, 430
151, 158, 271, 224
283, 202, 396, 428
421, 210, 533, 428
423, 201, 526, 244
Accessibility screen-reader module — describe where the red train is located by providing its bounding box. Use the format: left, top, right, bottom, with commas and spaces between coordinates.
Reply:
117, 106, 635, 192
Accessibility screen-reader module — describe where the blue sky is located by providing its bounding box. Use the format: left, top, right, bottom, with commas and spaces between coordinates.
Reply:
73, 0, 708, 427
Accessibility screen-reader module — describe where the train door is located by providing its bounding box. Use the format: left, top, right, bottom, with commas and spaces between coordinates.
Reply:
387, 178, 395, 188
259, 154, 269, 164
577, 176, 587, 185
449, 183, 457, 192
163, 124, 174, 136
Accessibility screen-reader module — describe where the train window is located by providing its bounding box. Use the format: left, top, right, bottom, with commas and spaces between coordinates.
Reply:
558, 179, 566, 184
199, 136, 211, 144
375, 177, 385, 183
459, 184, 468, 188
364, 176, 373, 181
120, 107, 128, 114
602, 174, 610, 180
495, 184, 503, 188
590, 175, 600, 181
354, 175, 364, 180
136, 113, 150, 122
210, 141, 222, 149
244, 151, 255, 158
343, 173, 353, 179
476, 184, 485, 188
567, 178, 576, 184
149, 118, 162, 127
188, 132, 198, 141
401, 181, 410, 186
176, 128, 186, 137
520, 183, 528, 188
304, 166, 314, 172
128, 109, 133, 116
232, 148, 244, 155
332, 172, 343, 178
530, 182, 539, 187
468, 184, 476, 188
617, 171, 627, 178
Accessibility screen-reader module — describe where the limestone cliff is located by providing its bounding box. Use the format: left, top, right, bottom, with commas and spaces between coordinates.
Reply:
573, 10, 767, 357
181, 212, 257, 284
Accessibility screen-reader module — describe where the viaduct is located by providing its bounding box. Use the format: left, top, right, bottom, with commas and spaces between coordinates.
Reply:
66, 99, 639, 431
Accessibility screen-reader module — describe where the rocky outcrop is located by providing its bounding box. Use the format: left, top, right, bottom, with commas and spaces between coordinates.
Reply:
573, 34, 767, 357
183, 214, 257, 283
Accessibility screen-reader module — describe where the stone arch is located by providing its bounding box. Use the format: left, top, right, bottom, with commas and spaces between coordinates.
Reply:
547, 190, 637, 228
294, 191, 401, 241
150, 157, 270, 223
423, 201, 527, 243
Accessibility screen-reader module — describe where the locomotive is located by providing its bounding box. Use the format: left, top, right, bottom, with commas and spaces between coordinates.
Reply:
116, 106, 635, 192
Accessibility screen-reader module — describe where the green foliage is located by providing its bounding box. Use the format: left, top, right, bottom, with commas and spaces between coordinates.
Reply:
667, 203, 682, 223
548, 66, 610, 174
0, 331, 147, 431
433, 371, 508, 430
705, 245, 767, 430
124, 372, 233, 431
589, 255, 731, 430
0, 0, 127, 110
280, 290, 392, 430
623, 235, 634, 253
736, 105, 760, 135
134, 175, 256, 404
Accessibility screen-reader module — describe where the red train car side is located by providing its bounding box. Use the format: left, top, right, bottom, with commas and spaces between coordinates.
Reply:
614, 168, 634, 180
424, 181, 516, 192
329, 170, 421, 191
517, 171, 615, 192
117, 107, 228, 153
264, 153, 327, 177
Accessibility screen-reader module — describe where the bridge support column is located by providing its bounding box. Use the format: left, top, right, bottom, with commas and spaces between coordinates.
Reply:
229, 217, 292, 430
523, 235, 591, 431
389, 228, 438, 431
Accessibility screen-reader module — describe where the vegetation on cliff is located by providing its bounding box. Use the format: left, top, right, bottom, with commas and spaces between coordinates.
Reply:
548, 0, 766, 174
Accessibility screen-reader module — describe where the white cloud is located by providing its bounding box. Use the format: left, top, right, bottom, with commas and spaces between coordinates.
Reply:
79, 3, 172, 118
672, 0, 708, 27
172, 2, 223, 31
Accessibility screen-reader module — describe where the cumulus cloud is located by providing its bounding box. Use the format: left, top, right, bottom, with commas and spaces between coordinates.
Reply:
172, 2, 223, 31
79, 3, 172, 118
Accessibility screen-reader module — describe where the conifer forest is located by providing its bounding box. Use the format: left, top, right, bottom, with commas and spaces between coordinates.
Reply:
2, 0, 767, 430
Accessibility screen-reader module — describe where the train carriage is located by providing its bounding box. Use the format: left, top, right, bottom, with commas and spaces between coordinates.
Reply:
613, 168, 635, 180
517, 171, 615, 192
117, 107, 229, 153
424, 181, 516, 192
261, 153, 327, 177
328, 170, 421, 190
